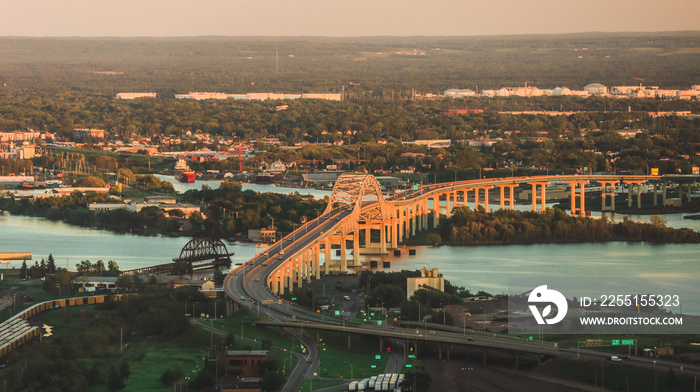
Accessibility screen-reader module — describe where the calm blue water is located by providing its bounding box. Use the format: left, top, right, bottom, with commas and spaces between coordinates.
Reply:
154, 174, 332, 200
1, 182, 697, 304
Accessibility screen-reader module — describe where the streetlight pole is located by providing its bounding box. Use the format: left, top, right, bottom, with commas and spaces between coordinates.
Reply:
344, 361, 354, 379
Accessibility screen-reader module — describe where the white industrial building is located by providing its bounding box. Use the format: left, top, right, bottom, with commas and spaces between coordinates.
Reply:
116, 92, 157, 99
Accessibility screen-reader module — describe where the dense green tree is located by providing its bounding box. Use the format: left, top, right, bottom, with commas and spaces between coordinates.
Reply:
107, 366, 125, 391
75, 176, 107, 187
400, 370, 432, 392
47, 253, 57, 274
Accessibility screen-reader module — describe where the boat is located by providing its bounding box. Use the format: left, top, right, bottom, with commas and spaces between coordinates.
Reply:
174, 170, 196, 183
255, 172, 283, 184
173, 159, 196, 183
17, 181, 34, 190
255, 160, 286, 184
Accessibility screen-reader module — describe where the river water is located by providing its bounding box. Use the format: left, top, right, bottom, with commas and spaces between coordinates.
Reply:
1, 182, 698, 302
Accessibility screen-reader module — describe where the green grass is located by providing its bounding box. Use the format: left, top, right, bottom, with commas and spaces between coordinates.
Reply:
87, 327, 217, 392
551, 357, 695, 392
300, 378, 347, 391
211, 310, 306, 353
315, 330, 388, 379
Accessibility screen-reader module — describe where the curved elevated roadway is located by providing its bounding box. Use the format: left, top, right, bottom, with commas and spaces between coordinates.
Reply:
224, 174, 700, 386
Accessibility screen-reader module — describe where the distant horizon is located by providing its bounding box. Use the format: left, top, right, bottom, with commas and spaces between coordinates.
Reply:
3, 0, 699, 37
2, 30, 699, 40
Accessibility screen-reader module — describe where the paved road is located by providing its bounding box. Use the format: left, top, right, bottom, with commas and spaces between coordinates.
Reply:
224, 175, 700, 390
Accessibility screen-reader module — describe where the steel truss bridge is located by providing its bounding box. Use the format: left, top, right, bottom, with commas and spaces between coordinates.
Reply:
226, 173, 697, 298
221, 173, 699, 388
122, 237, 233, 276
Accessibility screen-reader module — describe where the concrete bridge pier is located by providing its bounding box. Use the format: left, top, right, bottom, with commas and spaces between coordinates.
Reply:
340, 238, 347, 273
226, 298, 235, 316
474, 186, 492, 211
411, 207, 417, 236
529, 182, 550, 212
296, 258, 303, 288
663, 182, 668, 205
567, 180, 587, 217
624, 180, 644, 208
600, 180, 617, 211
353, 231, 360, 266
684, 183, 693, 203
324, 239, 331, 275
497, 184, 517, 210
432, 196, 440, 228
422, 198, 429, 229
482, 348, 488, 366
391, 217, 398, 249
445, 192, 451, 218
313, 244, 320, 280
653, 183, 660, 206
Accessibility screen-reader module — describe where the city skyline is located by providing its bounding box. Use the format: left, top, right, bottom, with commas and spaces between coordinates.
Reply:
2, 0, 699, 37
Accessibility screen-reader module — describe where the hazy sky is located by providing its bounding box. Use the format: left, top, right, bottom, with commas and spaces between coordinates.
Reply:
2, 0, 698, 37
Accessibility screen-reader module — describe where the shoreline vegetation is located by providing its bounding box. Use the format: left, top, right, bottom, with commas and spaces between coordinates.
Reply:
438, 206, 700, 246
0, 180, 327, 239
2, 183, 698, 246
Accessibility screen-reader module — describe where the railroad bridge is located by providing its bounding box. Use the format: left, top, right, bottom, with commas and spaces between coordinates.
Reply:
122, 237, 233, 276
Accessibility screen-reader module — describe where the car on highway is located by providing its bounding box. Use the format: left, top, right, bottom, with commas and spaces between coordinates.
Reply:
610, 355, 622, 362
280, 250, 285, 255
467, 337, 475, 341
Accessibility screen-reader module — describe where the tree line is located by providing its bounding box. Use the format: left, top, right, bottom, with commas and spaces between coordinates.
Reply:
1, 34, 699, 96
0, 180, 326, 238
440, 206, 700, 245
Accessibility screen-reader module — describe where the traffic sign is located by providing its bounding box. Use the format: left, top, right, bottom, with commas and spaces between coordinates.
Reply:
612, 339, 620, 345
375, 355, 381, 360
335, 310, 340, 316
622, 339, 634, 345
